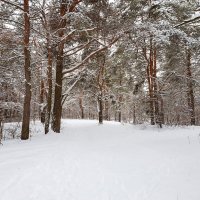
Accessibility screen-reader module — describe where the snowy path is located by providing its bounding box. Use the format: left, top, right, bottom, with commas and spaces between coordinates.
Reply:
1, 120, 200, 200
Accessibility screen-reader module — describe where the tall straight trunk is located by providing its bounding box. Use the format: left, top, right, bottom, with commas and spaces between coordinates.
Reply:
45, 39, 53, 134
79, 89, 84, 119
97, 56, 106, 124
97, 67, 104, 124
52, 45, 64, 132
0, 110, 3, 144
153, 47, 158, 117
32, 88, 37, 124
40, 79, 45, 124
118, 95, 123, 122
52, 1, 66, 133
153, 47, 162, 127
160, 95, 164, 124
133, 104, 136, 124
21, 0, 31, 140
186, 49, 195, 125
118, 68, 123, 123
118, 111, 121, 123
149, 37, 155, 125
98, 94, 103, 124
104, 99, 109, 121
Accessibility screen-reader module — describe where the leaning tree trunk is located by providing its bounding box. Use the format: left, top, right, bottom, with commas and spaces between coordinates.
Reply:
186, 48, 195, 125
51, 1, 66, 133
21, 0, 31, 140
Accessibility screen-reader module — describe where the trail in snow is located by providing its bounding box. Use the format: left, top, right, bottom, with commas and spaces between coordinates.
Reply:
0, 120, 200, 200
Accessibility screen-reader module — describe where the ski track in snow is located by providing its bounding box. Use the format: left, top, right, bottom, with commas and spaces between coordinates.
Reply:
1, 120, 200, 200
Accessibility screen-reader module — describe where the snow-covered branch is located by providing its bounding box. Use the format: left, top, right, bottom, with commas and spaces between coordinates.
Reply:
175, 15, 200, 27
62, 35, 121, 75
1, 0, 24, 11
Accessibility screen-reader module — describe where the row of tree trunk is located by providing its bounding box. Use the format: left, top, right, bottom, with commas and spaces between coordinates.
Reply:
19, 0, 197, 140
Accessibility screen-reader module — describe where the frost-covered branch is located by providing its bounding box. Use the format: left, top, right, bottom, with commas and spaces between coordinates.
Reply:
1, 0, 24, 11
62, 35, 121, 75
175, 16, 200, 27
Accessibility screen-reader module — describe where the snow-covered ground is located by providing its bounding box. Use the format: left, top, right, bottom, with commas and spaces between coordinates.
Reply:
1, 120, 200, 200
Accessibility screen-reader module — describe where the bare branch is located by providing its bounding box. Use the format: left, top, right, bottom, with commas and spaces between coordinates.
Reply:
0, 17, 46, 37
62, 36, 121, 75
175, 15, 200, 27
68, 0, 82, 12
1, 0, 24, 11
64, 39, 94, 57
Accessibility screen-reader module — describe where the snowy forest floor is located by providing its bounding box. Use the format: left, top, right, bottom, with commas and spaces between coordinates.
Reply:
1, 120, 200, 200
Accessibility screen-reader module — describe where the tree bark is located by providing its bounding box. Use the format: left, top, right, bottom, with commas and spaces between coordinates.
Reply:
51, 0, 67, 133
104, 99, 109, 121
186, 49, 195, 125
118, 95, 123, 122
153, 47, 162, 128
21, 0, 31, 140
40, 79, 45, 124
133, 104, 136, 124
0, 110, 3, 144
149, 37, 155, 125
79, 89, 84, 119
45, 38, 53, 134
97, 66, 104, 124
98, 94, 103, 124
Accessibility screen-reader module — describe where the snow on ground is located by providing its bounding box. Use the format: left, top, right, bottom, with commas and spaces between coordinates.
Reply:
1, 120, 200, 200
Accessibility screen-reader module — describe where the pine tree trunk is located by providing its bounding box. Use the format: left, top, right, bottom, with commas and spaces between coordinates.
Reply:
160, 95, 164, 125
149, 38, 155, 125
186, 49, 195, 125
97, 59, 105, 124
104, 99, 109, 121
79, 89, 84, 119
118, 95, 122, 122
0, 110, 3, 144
52, 47, 64, 133
45, 41, 53, 134
153, 47, 162, 128
40, 79, 45, 124
133, 104, 136, 124
21, 0, 31, 140
51, 0, 66, 133
98, 94, 103, 124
